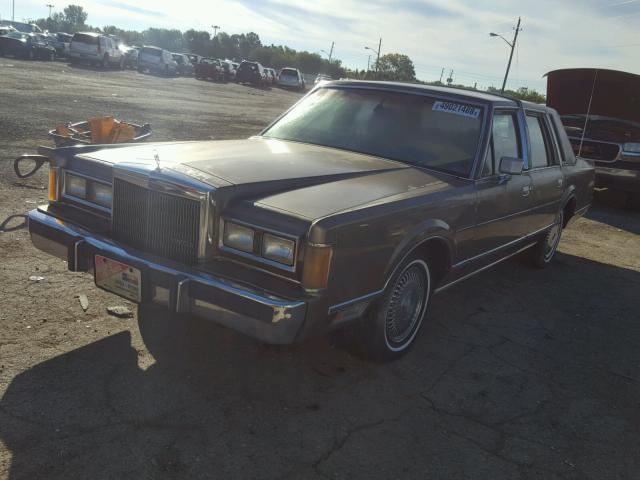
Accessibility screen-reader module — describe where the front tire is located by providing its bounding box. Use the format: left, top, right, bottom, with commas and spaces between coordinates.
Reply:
530, 209, 563, 268
360, 256, 431, 362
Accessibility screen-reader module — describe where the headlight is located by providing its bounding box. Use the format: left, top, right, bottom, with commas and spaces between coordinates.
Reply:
65, 173, 86, 198
87, 181, 112, 208
623, 142, 640, 153
223, 222, 255, 252
262, 233, 295, 266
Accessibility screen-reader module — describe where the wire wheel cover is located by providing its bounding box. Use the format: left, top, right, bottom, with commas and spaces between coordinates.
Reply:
544, 212, 563, 261
385, 264, 427, 346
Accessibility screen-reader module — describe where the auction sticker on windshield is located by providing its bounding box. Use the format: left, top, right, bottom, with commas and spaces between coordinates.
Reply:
433, 101, 481, 119
95, 255, 141, 302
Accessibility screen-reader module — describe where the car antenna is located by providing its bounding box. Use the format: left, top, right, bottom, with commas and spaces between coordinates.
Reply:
578, 70, 599, 159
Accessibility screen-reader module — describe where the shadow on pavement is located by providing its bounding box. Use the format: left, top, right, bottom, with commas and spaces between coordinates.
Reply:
0, 214, 27, 233
1, 253, 639, 479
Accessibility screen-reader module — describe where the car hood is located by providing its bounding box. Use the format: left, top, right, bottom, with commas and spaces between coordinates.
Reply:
79, 137, 409, 192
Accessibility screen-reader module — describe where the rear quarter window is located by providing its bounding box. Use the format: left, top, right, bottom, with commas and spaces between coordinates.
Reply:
72, 33, 98, 45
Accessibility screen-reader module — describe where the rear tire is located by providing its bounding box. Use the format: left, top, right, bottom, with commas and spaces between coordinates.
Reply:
360, 256, 431, 362
529, 209, 563, 268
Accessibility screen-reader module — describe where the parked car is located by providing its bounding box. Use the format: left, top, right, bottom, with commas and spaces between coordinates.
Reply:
547, 68, 640, 203
172, 53, 194, 76
119, 44, 138, 69
26, 81, 593, 361
221, 59, 237, 81
185, 53, 202, 66
236, 60, 266, 86
0, 25, 17, 36
194, 57, 223, 80
51, 32, 72, 57
264, 68, 278, 85
68, 32, 124, 69
137, 46, 177, 76
278, 67, 305, 90
314, 74, 332, 85
0, 32, 56, 60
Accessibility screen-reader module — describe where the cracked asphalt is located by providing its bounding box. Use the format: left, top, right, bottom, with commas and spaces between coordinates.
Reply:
1, 60, 639, 480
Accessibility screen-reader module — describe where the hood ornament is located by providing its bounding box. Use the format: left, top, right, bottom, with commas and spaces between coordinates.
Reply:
153, 149, 161, 171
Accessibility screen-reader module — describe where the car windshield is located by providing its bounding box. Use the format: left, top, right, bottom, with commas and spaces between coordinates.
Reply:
263, 87, 484, 176
281, 69, 297, 77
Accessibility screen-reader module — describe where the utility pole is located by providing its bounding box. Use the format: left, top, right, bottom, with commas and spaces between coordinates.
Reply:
212, 25, 220, 37
376, 37, 381, 72
46, 3, 54, 18
490, 17, 522, 94
367, 55, 371, 71
327, 41, 334, 63
439, 67, 444, 83
447, 69, 453, 85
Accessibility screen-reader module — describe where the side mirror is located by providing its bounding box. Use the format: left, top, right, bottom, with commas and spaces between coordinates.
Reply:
499, 156, 524, 176
14, 154, 49, 179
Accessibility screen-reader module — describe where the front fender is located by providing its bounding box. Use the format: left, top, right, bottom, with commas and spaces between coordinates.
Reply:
382, 218, 454, 285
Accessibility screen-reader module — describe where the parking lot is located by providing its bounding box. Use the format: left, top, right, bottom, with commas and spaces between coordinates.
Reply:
1, 59, 639, 479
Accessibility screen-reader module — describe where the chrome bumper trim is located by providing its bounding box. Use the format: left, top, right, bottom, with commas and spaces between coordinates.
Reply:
28, 208, 307, 344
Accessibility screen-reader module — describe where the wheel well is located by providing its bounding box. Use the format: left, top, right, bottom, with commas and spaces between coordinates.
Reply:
563, 197, 577, 228
413, 237, 451, 288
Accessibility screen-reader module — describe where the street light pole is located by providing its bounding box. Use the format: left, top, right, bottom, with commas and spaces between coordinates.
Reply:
364, 38, 382, 76
46, 3, 54, 18
212, 25, 220, 37
12, 0, 15, 21
490, 16, 521, 94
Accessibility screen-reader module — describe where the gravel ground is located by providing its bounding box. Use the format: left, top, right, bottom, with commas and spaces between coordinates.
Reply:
1, 60, 639, 480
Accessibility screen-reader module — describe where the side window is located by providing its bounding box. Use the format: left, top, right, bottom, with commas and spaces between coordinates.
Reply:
526, 115, 553, 169
483, 111, 520, 176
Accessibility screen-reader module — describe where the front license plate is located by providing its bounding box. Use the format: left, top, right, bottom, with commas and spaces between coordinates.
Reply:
95, 255, 141, 303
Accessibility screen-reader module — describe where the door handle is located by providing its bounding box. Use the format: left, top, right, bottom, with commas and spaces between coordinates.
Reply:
521, 185, 532, 197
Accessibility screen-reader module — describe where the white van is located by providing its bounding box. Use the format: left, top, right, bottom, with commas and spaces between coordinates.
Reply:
69, 32, 124, 69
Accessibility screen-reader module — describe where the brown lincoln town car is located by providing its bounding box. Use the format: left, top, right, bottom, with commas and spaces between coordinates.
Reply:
27, 81, 594, 361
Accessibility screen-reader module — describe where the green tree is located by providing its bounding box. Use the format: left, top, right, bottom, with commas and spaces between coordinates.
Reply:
376, 53, 416, 81
183, 29, 211, 56
63, 4, 87, 28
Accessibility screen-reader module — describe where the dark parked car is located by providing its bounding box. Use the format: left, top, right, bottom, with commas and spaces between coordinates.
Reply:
26, 81, 593, 361
194, 57, 223, 80
172, 53, 194, 76
547, 68, 640, 202
51, 32, 72, 57
236, 60, 266, 86
0, 32, 56, 60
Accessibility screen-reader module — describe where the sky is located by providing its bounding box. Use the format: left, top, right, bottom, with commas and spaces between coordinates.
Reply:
2, 0, 640, 92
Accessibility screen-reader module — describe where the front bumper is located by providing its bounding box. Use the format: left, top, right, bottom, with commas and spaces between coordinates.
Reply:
28, 207, 310, 344
595, 166, 640, 193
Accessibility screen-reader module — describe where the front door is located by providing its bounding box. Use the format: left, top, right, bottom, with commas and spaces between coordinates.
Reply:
469, 109, 534, 262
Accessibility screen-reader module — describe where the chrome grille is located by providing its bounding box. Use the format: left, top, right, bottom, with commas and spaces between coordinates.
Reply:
112, 178, 201, 264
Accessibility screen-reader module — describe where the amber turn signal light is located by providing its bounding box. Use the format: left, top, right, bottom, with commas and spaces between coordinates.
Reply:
48, 168, 58, 202
302, 244, 333, 290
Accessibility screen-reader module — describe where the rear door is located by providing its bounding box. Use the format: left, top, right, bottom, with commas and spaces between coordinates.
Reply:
524, 111, 564, 232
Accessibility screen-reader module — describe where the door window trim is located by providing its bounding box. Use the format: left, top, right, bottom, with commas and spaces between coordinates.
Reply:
524, 111, 559, 171
480, 107, 523, 179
